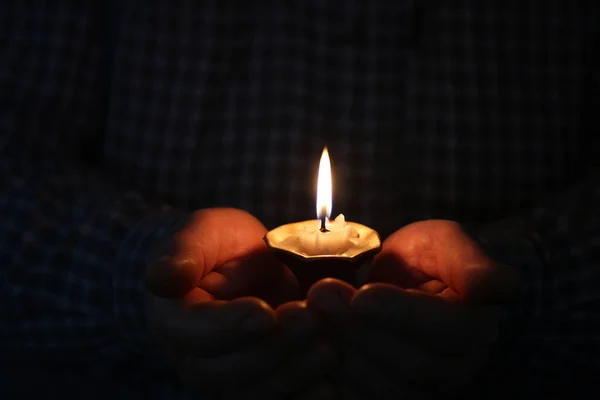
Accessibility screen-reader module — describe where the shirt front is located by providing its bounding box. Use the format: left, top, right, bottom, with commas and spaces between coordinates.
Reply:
105, 1, 589, 237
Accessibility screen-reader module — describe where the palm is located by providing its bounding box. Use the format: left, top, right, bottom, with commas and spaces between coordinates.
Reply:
368, 220, 515, 302
146, 208, 299, 306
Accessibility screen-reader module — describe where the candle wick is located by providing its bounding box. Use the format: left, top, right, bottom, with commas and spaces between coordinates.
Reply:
320, 217, 329, 233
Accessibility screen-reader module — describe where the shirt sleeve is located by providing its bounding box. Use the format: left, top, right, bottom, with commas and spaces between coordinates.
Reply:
467, 30, 600, 398
0, 1, 186, 368
469, 160, 600, 396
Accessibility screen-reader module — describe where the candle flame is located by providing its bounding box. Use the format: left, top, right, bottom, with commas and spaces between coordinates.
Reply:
316, 147, 332, 220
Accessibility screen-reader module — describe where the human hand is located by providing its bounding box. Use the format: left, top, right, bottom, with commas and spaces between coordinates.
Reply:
146, 208, 338, 399
308, 220, 521, 399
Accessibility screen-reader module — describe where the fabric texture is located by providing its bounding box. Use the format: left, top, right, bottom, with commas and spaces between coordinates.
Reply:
1, 0, 599, 398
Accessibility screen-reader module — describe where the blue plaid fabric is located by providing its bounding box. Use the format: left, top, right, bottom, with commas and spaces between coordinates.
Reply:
1, 0, 599, 397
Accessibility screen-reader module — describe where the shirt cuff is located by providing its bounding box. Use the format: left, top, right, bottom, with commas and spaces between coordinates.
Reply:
112, 209, 190, 356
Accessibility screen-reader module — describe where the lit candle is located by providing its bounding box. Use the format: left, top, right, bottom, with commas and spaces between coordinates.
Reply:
292, 147, 360, 256
296, 214, 360, 256
264, 147, 381, 292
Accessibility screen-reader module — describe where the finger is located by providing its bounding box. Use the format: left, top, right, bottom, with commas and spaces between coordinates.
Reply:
146, 208, 271, 298
151, 294, 276, 355
339, 346, 432, 400
306, 278, 356, 321
351, 283, 494, 352
199, 250, 300, 305
224, 340, 339, 400
183, 302, 323, 388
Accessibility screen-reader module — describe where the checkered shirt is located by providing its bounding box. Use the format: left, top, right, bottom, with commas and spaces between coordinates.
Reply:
1, 1, 599, 398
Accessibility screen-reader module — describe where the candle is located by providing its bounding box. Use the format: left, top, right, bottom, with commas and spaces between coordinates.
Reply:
264, 147, 381, 292
286, 214, 360, 256
282, 148, 360, 256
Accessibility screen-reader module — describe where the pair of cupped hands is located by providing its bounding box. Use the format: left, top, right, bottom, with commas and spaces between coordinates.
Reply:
145, 208, 520, 399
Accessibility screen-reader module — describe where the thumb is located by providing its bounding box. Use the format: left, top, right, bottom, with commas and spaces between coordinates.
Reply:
146, 208, 271, 298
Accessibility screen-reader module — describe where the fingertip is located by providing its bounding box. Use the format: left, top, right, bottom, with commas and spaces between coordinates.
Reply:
228, 296, 277, 332
308, 277, 356, 297
306, 278, 355, 317
356, 282, 403, 297
230, 296, 276, 315
275, 300, 308, 317
307, 277, 355, 299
